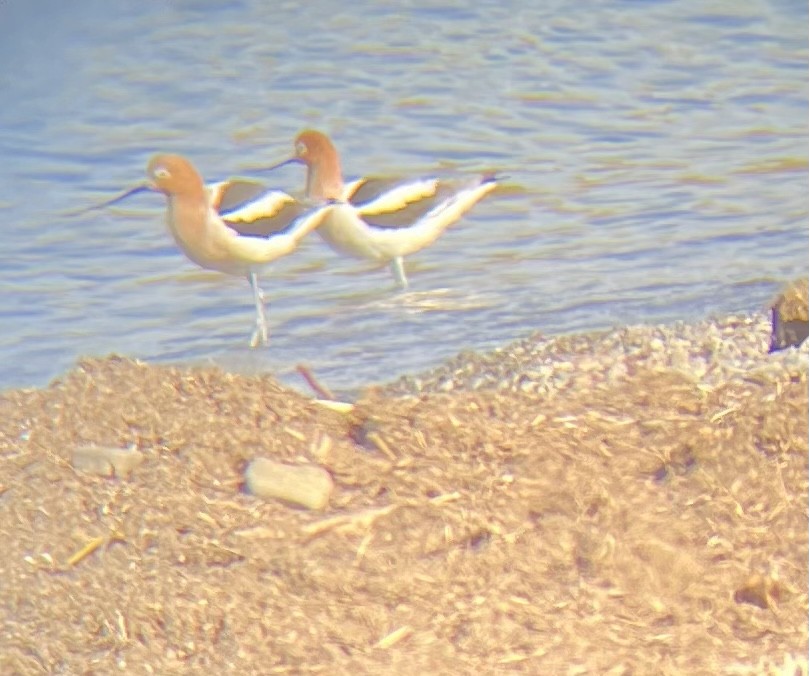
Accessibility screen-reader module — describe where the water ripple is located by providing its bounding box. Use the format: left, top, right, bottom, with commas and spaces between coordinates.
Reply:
0, 0, 805, 392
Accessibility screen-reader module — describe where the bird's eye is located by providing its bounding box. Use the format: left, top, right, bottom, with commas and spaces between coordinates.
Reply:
153, 167, 171, 180
295, 141, 307, 156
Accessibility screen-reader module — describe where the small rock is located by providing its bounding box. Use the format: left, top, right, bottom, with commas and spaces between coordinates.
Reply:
469, 377, 486, 390
437, 377, 454, 392
733, 573, 784, 609
769, 278, 809, 352
244, 458, 333, 511
72, 446, 145, 479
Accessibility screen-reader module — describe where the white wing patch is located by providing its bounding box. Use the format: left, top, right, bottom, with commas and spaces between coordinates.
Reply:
221, 191, 296, 223
356, 179, 439, 216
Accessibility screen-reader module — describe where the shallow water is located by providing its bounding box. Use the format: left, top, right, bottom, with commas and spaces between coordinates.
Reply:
0, 0, 806, 394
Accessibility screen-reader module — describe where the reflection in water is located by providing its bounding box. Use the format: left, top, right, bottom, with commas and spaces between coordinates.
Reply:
0, 0, 806, 392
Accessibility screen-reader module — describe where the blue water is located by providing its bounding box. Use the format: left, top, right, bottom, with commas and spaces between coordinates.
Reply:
0, 0, 806, 394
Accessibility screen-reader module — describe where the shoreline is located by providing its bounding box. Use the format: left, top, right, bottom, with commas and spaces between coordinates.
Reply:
1, 301, 806, 673
3, 307, 800, 400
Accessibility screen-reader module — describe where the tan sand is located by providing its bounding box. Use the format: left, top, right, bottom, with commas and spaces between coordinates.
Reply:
0, 314, 806, 674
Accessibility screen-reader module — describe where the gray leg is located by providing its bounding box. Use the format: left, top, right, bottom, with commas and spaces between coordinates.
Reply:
248, 272, 269, 347
390, 256, 409, 290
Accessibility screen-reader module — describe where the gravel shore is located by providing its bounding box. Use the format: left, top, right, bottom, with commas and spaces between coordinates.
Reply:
385, 311, 807, 397
0, 306, 806, 674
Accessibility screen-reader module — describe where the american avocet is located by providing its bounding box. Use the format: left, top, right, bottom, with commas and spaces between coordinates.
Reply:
76, 154, 334, 347
77, 174, 304, 234
260, 130, 499, 289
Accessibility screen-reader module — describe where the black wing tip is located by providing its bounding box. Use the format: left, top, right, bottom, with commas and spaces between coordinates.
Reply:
482, 172, 507, 184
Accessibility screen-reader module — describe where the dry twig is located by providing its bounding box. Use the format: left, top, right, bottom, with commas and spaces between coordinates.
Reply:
296, 363, 335, 400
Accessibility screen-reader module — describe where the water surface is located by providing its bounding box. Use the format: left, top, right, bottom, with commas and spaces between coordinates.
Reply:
0, 0, 806, 394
